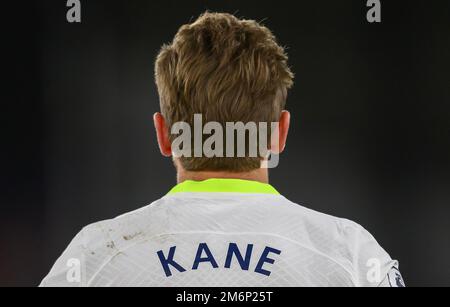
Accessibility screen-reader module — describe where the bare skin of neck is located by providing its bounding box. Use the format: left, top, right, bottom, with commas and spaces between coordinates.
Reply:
175, 159, 269, 184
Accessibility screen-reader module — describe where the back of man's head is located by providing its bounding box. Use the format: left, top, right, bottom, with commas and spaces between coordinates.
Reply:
155, 12, 294, 172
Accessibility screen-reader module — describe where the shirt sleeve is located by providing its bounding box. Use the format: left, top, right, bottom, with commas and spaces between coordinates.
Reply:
349, 223, 403, 287
378, 267, 406, 287
39, 227, 97, 287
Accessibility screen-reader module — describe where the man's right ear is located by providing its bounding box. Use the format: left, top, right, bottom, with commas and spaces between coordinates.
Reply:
153, 113, 172, 157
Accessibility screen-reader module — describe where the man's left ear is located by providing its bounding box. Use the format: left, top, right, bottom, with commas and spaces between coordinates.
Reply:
271, 110, 291, 154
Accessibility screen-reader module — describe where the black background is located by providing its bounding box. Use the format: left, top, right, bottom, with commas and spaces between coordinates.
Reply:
2, 0, 450, 286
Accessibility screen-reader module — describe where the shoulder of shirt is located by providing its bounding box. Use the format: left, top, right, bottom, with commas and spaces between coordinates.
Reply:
76, 200, 164, 255
279, 195, 384, 253
276, 196, 394, 286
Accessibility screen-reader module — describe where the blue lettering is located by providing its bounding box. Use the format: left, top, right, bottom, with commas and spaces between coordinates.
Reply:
157, 246, 187, 277
255, 247, 281, 276
192, 243, 219, 270
225, 243, 253, 270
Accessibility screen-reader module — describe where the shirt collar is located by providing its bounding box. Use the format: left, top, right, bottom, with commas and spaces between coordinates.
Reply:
167, 178, 280, 195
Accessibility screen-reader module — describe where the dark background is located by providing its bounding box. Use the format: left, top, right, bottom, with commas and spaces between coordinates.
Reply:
2, 0, 450, 287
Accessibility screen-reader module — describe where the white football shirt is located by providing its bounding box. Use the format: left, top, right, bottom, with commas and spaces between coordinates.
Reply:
40, 179, 404, 287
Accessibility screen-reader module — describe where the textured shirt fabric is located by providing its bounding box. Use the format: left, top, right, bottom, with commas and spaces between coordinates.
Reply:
40, 180, 402, 287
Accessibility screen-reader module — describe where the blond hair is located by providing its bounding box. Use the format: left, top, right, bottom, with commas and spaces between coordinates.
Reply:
155, 12, 294, 172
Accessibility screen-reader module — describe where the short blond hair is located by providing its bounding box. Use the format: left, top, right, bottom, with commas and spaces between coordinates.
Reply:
155, 12, 294, 172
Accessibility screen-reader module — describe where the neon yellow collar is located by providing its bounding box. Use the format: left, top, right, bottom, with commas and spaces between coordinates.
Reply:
167, 179, 280, 195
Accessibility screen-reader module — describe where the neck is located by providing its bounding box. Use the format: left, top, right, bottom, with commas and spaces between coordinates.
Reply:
176, 166, 269, 185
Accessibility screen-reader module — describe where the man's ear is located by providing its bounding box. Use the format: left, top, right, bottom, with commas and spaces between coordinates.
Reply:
270, 110, 291, 154
153, 113, 172, 157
